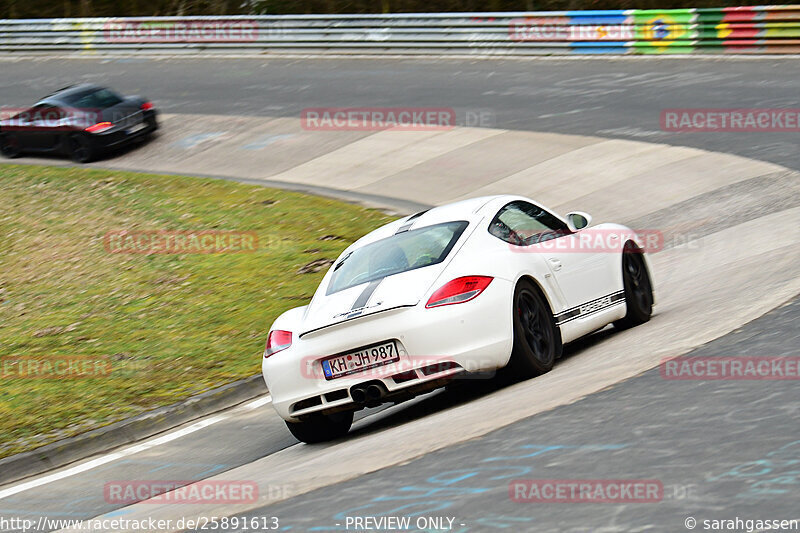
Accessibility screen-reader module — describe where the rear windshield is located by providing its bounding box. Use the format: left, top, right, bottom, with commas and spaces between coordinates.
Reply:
327, 221, 469, 295
60, 88, 124, 109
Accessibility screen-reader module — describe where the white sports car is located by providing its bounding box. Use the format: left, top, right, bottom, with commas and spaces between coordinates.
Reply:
262, 195, 655, 442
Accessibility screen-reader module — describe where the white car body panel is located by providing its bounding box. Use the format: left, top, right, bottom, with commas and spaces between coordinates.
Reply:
263, 195, 655, 421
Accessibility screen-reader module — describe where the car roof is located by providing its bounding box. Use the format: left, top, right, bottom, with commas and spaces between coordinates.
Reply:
347, 195, 530, 250
36, 84, 103, 106
410, 194, 535, 220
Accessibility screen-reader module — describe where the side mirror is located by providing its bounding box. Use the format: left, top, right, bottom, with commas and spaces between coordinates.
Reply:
566, 211, 592, 232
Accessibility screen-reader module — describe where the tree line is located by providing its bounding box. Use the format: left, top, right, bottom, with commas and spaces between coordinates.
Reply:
0, 0, 753, 19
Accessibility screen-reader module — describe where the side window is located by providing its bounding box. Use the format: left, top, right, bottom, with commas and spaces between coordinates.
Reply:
488, 201, 569, 245
71, 89, 123, 110
29, 105, 63, 125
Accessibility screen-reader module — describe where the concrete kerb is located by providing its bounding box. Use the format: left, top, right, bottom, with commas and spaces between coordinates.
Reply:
0, 374, 266, 487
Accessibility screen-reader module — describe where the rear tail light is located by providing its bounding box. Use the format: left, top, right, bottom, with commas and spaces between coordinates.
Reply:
426, 276, 493, 308
141, 102, 154, 111
264, 330, 292, 358
85, 122, 114, 133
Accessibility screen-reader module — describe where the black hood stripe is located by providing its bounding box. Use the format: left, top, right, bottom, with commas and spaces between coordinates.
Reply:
351, 278, 383, 311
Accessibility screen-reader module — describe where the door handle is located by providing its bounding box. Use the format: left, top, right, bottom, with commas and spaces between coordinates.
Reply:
548, 258, 562, 271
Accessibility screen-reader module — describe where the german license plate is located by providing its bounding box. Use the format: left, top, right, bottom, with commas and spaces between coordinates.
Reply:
321, 341, 399, 380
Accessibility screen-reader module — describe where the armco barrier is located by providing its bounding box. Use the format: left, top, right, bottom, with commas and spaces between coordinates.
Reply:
1, 6, 799, 55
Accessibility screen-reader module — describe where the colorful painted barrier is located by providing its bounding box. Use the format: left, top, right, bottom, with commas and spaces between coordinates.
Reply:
1, 5, 799, 55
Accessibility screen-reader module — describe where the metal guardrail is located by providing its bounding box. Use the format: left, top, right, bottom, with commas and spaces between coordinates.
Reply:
1, 6, 800, 55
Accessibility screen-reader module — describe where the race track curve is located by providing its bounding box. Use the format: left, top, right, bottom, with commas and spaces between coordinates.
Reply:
0, 56, 797, 533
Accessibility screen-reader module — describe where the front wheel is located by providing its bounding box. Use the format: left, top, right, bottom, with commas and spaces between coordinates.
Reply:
613, 247, 653, 330
0, 133, 22, 158
285, 411, 353, 444
506, 280, 562, 379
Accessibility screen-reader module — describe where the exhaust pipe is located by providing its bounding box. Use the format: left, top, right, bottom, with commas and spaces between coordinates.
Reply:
365, 384, 383, 402
350, 387, 366, 404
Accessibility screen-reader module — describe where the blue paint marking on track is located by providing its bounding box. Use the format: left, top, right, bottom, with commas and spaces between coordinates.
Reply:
707, 439, 800, 498
0, 508, 88, 517
104, 507, 134, 517
242, 134, 294, 150
173, 132, 226, 149
303, 444, 627, 531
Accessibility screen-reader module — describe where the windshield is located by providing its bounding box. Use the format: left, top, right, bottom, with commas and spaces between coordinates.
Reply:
327, 221, 469, 295
60, 88, 124, 109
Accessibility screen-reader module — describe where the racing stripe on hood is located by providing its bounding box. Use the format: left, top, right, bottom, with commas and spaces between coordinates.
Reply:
351, 278, 383, 311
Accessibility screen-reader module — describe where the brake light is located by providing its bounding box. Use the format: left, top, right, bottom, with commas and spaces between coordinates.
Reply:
264, 330, 292, 358
85, 122, 113, 133
426, 276, 493, 308
141, 102, 154, 111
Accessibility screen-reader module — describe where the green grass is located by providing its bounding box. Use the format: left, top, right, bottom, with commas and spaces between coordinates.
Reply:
0, 164, 394, 458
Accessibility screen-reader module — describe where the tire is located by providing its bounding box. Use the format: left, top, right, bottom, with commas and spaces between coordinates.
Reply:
506, 280, 562, 378
285, 411, 353, 444
0, 133, 22, 158
142, 116, 158, 142
613, 245, 654, 330
68, 134, 95, 164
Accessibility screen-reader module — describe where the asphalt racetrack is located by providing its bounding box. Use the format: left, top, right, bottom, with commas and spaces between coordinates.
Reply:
1, 57, 799, 170
0, 56, 798, 533
206, 296, 800, 532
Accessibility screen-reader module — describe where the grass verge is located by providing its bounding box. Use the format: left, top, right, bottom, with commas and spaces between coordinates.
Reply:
0, 164, 394, 458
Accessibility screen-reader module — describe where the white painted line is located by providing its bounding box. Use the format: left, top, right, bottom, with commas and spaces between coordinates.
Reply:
0, 415, 226, 500
244, 395, 272, 410
0, 395, 274, 500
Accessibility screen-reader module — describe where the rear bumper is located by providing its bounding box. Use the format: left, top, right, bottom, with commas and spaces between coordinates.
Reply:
92, 112, 158, 150
262, 278, 514, 421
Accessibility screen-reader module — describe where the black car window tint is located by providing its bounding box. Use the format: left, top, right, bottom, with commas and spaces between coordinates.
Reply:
488, 201, 569, 246
327, 221, 469, 295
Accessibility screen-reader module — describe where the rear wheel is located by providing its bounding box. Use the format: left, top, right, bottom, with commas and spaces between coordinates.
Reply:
285, 411, 353, 444
506, 280, 561, 378
0, 133, 21, 158
613, 246, 653, 330
68, 134, 95, 163
141, 116, 158, 142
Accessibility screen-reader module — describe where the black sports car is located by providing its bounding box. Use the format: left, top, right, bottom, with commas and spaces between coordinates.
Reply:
0, 84, 158, 163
